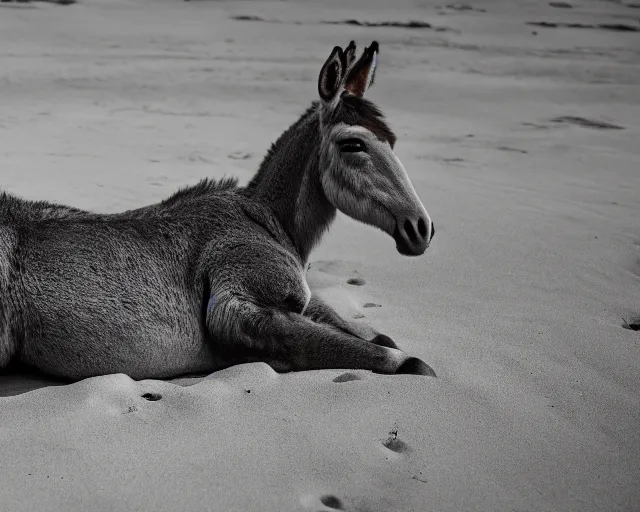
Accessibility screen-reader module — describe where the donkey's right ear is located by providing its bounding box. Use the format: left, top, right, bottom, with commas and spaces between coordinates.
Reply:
318, 46, 345, 102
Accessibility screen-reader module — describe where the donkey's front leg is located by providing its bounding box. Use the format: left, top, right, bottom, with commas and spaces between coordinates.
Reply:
304, 293, 400, 350
208, 297, 434, 376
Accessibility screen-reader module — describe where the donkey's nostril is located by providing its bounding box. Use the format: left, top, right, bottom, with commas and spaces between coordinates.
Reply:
404, 219, 418, 243
417, 218, 427, 238
430, 222, 435, 241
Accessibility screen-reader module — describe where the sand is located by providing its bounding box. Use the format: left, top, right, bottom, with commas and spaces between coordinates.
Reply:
1, 0, 639, 510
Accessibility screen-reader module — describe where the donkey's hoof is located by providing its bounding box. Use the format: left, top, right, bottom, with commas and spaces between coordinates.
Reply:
396, 357, 436, 377
371, 334, 399, 349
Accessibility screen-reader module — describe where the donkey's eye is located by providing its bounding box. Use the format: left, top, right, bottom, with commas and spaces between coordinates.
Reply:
338, 138, 366, 153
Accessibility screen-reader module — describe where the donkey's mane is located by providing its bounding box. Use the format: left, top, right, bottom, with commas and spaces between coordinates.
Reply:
161, 176, 239, 206
242, 103, 320, 195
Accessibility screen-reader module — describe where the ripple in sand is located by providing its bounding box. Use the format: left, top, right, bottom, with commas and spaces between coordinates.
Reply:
550, 116, 625, 130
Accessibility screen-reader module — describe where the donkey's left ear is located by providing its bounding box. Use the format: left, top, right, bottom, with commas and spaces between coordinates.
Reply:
345, 41, 379, 97
318, 46, 346, 102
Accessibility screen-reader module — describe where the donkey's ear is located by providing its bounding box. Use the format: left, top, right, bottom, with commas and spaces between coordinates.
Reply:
344, 41, 379, 97
344, 40, 357, 69
318, 46, 345, 102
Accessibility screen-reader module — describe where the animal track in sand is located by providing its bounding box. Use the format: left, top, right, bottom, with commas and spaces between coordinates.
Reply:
141, 393, 162, 401
300, 493, 345, 511
383, 427, 410, 454
333, 372, 362, 383
320, 495, 345, 510
622, 317, 640, 332
347, 277, 366, 286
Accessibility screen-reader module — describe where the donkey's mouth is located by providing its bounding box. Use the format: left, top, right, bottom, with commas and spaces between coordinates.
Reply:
393, 226, 421, 256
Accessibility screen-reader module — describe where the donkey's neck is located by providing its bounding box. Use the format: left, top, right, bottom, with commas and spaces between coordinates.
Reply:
243, 104, 336, 264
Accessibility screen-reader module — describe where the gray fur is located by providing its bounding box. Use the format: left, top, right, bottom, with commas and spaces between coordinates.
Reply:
0, 42, 435, 380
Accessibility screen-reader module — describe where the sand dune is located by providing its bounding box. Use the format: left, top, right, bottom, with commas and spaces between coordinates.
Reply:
1, 0, 639, 510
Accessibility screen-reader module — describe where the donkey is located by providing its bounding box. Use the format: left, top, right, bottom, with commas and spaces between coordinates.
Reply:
0, 41, 436, 381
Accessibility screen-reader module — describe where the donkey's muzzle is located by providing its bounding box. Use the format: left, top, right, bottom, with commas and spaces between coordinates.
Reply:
392, 217, 433, 256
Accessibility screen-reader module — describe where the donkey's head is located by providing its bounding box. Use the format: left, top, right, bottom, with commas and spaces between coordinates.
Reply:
317, 41, 433, 256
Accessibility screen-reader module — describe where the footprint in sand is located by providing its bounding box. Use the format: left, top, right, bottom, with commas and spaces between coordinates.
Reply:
300, 493, 345, 511
333, 372, 362, 383
622, 317, 640, 332
319, 495, 345, 510
383, 428, 410, 454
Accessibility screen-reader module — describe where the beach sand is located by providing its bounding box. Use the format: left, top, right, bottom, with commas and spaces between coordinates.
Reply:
1, 0, 639, 510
